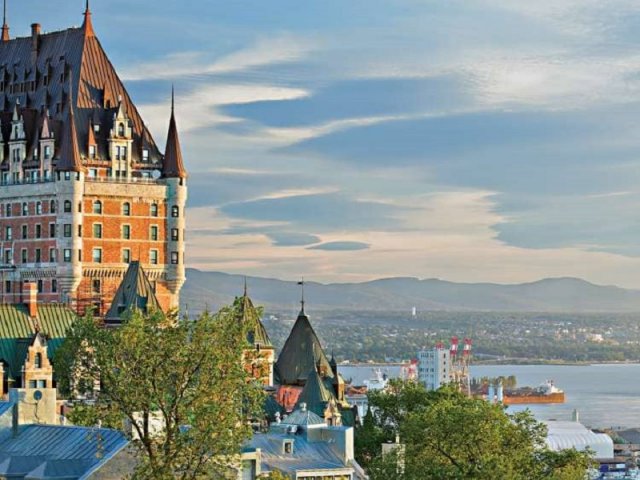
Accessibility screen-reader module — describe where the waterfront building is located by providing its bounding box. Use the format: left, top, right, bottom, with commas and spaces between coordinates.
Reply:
545, 420, 613, 459
417, 346, 451, 391
0, 3, 187, 317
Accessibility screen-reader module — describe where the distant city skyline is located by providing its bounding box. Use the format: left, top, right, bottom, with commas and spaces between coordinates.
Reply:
12, 0, 640, 287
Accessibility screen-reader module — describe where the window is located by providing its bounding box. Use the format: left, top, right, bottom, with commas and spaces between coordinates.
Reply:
5, 203, 11, 217
4, 281, 10, 293
49, 248, 56, 262
92, 200, 102, 214
64, 200, 71, 213
94, 123, 100, 133
4, 249, 11, 264
122, 225, 130, 240
122, 146, 127, 160
51, 279, 57, 293
171, 205, 179, 217
44, 145, 51, 159
21, 249, 27, 264
149, 250, 158, 265
78, 249, 82, 262
150, 203, 158, 217
63, 224, 71, 237
35, 249, 41, 263
49, 223, 55, 238
142, 149, 149, 162
37, 279, 43, 292
171, 252, 179, 265
92, 248, 102, 263
36, 202, 42, 215
28, 380, 37, 389
93, 223, 102, 239
50, 200, 56, 213
78, 225, 82, 237
88, 168, 97, 178
92, 279, 101, 294
150, 225, 158, 241
35, 224, 41, 239
5, 227, 11, 241
34, 353, 42, 369
118, 123, 125, 137
21, 225, 27, 239
22, 202, 28, 216
63, 249, 71, 262
122, 248, 131, 264
122, 202, 131, 216
171, 228, 179, 241
89, 145, 96, 158
115, 146, 121, 160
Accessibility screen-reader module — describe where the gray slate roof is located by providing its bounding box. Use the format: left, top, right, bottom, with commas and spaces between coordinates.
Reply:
105, 261, 161, 324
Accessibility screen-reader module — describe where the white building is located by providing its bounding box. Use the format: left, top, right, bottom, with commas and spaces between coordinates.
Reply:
545, 420, 614, 459
418, 347, 451, 391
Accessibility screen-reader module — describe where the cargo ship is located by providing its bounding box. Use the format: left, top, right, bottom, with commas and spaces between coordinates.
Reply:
503, 380, 565, 405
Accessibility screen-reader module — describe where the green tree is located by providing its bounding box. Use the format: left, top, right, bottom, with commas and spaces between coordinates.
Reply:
55, 305, 265, 480
358, 382, 593, 480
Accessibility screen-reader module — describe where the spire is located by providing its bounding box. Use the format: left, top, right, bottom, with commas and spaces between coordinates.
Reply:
1, 0, 9, 43
298, 278, 305, 316
82, 0, 95, 38
163, 86, 187, 178
243, 276, 248, 297
57, 81, 85, 173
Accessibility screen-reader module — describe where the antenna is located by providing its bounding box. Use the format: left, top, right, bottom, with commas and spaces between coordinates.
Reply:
3, 0, 6, 26
171, 84, 175, 115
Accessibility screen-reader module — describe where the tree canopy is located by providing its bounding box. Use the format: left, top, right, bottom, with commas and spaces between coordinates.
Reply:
55, 305, 265, 480
357, 380, 594, 480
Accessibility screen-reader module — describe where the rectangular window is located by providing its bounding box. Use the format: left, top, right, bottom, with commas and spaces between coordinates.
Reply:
5, 280, 10, 293
93, 223, 102, 239
171, 205, 179, 217
49, 223, 55, 238
92, 248, 102, 263
5, 203, 11, 217
78, 225, 82, 237
171, 252, 179, 265
22, 203, 28, 215
4, 249, 11, 264
44, 145, 51, 159
142, 149, 149, 162
122, 248, 131, 264
22, 225, 27, 239
35, 249, 41, 263
35, 224, 41, 239
150, 203, 158, 217
171, 228, 179, 241
51, 279, 57, 293
150, 225, 158, 241
37, 279, 43, 293
63, 249, 71, 262
5, 226, 11, 241
78, 249, 82, 262
49, 248, 56, 263
28, 380, 37, 389
92, 279, 101, 294
122, 225, 131, 240
21, 249, 27, 264
88, 168, 97, 178
36, 202, 42, 215
149, 250, 158, 265
63, 224, 71, 238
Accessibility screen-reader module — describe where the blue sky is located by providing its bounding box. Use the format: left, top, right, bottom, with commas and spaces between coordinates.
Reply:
15, 0, 640, 287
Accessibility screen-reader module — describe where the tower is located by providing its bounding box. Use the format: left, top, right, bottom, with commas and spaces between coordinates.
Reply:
0, 6, 188, 315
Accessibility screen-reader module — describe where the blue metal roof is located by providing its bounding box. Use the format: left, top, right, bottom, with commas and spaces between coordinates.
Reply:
0, 424, 128, 480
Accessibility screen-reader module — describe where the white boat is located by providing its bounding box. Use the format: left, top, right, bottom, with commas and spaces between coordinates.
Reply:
363, 369, 389, 391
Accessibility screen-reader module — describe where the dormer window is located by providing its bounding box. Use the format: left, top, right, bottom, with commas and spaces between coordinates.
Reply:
118, 122, 125, 137
94, 124, 100, 133
283, 439, 294, 455
44, 145, 51, 159
142, 149, 149, 162
34, 352, 42, 369
89, 145, 96, 158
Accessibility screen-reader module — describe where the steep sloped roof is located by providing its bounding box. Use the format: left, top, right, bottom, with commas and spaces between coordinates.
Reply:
104, 261, 161, 325
275, 310, 333, 386
296, 368, 336, 417
163, 89, 186, 178
235, 290, 272, 348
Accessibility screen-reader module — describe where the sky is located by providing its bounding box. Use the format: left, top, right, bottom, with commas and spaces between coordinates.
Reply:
13, 0, 640, 287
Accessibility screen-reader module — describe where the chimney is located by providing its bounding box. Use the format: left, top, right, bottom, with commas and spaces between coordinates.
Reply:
23, 282, 38, 318
30, 23, 40, 64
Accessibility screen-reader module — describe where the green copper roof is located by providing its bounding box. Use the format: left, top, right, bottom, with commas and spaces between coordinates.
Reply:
235, 294, 272, 348
296, 368, 337, 417
0, 304, 75, 378
105, 261, 161, 323
275, 310, 333, 386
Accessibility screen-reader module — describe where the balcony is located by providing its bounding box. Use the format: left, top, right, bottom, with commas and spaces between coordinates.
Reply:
84, 176, 163, 185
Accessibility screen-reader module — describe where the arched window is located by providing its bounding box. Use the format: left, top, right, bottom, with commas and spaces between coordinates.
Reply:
34, 352, 42, 369
50, 200, 56, 213
118, 123, 125, 137
64, 200, 71, 213
93, 201, 102, 214
122, 202, 131, 216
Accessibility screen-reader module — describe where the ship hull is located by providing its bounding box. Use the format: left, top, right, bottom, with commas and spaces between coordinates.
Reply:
503, 392, 565, 405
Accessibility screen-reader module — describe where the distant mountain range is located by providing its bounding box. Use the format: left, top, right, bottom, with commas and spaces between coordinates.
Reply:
181, 269, 640, 313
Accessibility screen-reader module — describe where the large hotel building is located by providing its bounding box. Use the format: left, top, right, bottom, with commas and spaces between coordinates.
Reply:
0, 4, 187, 316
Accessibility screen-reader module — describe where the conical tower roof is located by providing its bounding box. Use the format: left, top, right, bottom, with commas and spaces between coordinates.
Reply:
105, 262, 161, 325
275, 309, 333, 385
235, 284, 272, 348
163, 88, 187, 178
296, 368, 337, 417
56, 85, 84, 173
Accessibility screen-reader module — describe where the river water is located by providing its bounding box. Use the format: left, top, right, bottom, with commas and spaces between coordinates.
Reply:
338, 363, 640, 429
